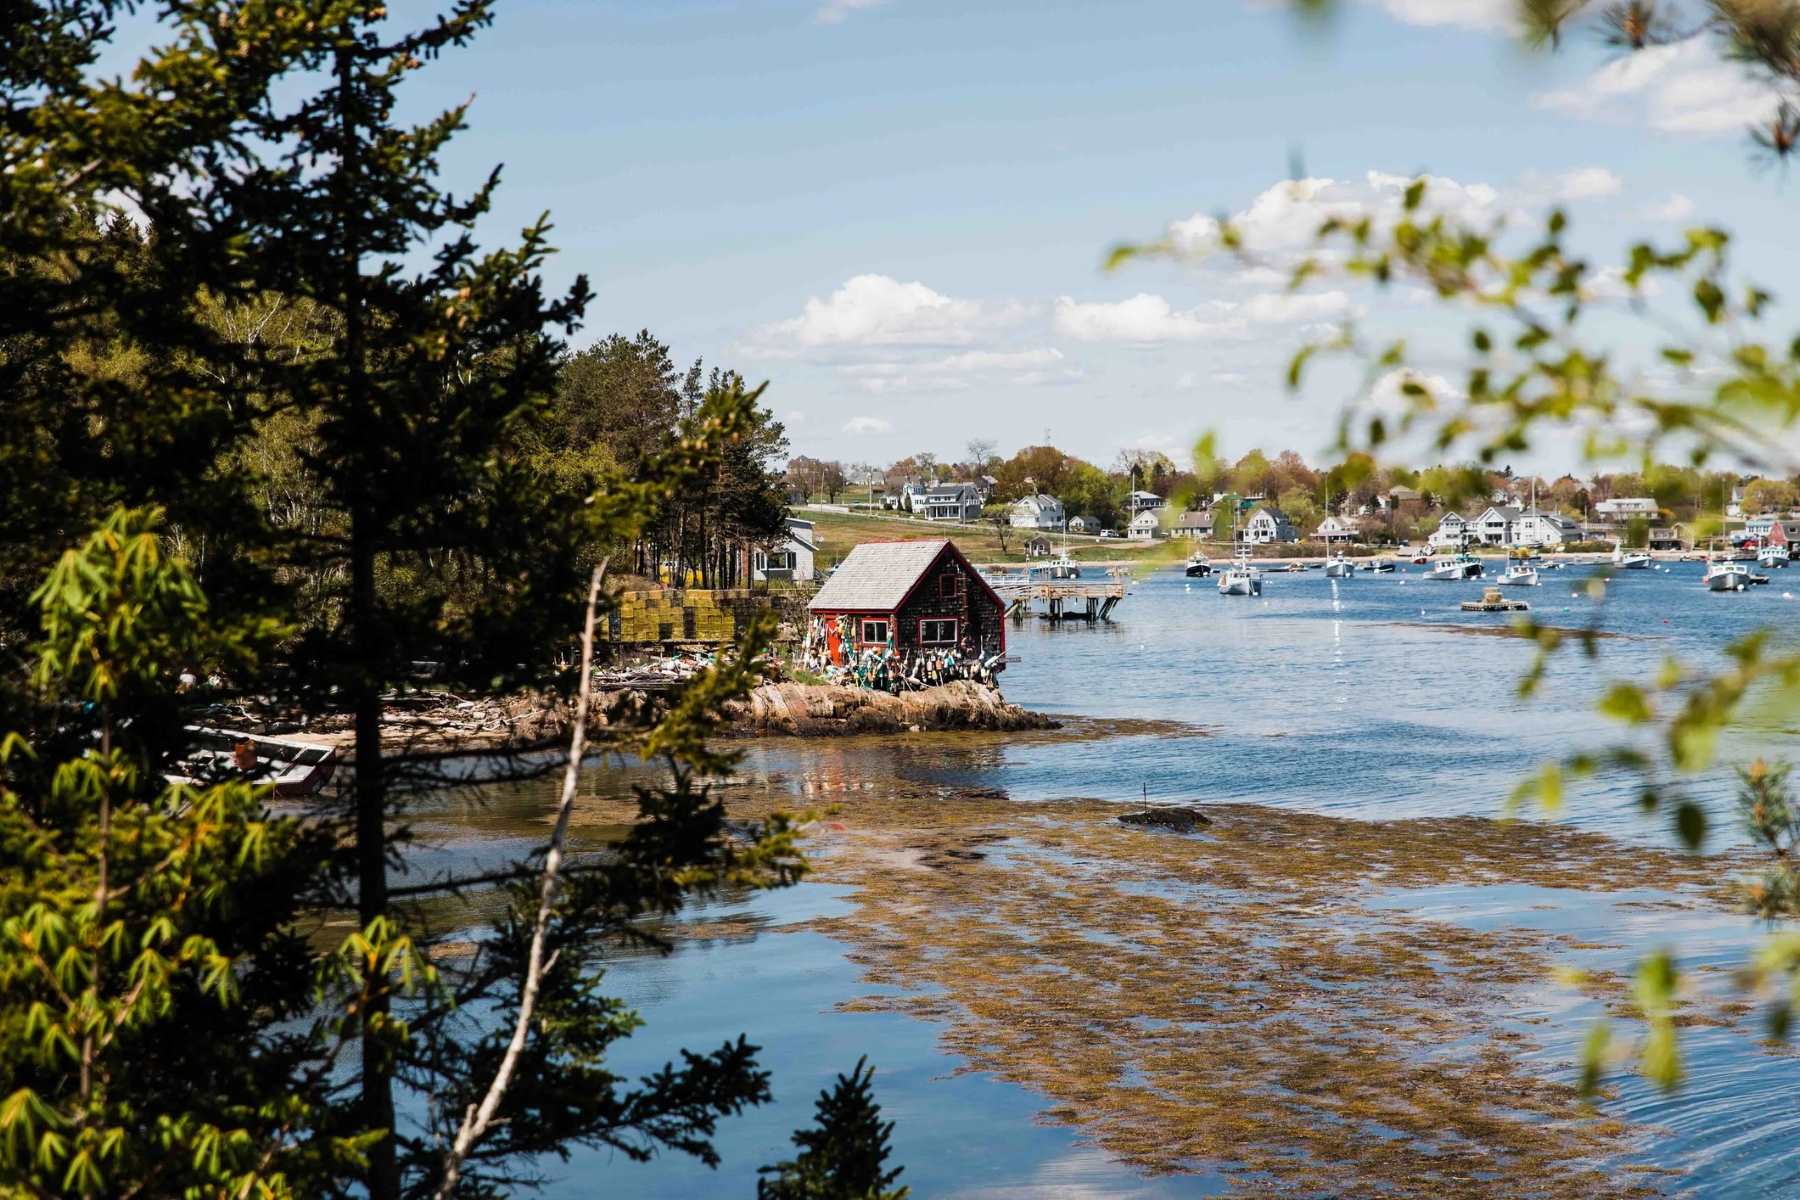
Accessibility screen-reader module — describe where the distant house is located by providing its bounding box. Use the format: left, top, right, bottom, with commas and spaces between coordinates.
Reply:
1745, 515, 1789, 544
916, 483, 983, 522
1594, 497, 1659, 519
807, 539, 1006, 668
1385, 485, 1425, 515
1468, 505, 1523, 546
1066, 515, 1092, 534
1171, 509, 1213, 540
1314, 515, 1358, 544
1512, 511, 1581, 548
751, 517, 819, 583
1010, 493, 1067, 530
1428, 512, 1472, 550
1128, 490, 1167, 515
1649, 525, 1685, 550
1242, 506, 1297, 544
1023, 535, 1054, 558
1128, 511, 1163, 540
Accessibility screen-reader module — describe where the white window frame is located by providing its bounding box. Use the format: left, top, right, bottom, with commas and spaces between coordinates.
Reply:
860, 619, 889, 644
920, 618, 958, 646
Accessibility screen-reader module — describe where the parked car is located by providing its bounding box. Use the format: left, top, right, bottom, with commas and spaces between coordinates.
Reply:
1098, 529, 1121, 539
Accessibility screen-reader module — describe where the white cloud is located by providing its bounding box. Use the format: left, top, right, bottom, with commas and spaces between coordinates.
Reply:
750, 274, 1025, 355
1640, 192, 1696, 223
1549, 166, 1622, 201
842, 415, 894, 435
1532, 37, 1777, 136
1371, 0, 1516, 33
784, 409, 807, 426
837, 347, 1075, 393
928, 348, 1066, 372
1238, 289, 1354, 323
1170, 172, 1508, 264
816, 0, 883, 23
1053, 294, 1246, 343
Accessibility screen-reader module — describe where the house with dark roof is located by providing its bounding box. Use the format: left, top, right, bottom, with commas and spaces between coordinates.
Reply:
1242, 506, 1297, 544
807, 540, 1006, 669
916, 482, 983, 522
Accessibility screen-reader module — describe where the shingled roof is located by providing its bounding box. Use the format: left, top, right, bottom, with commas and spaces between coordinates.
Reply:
810, 540, 951, 612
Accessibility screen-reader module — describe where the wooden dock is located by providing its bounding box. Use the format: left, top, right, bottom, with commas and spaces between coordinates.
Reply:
978, 567, 1129, 623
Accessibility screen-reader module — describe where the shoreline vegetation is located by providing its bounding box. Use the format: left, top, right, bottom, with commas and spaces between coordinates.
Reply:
568, 724, 1758, 1197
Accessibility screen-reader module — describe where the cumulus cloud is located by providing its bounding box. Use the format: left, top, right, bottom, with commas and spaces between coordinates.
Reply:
1548, 166, 1622, 200
1532, 37, 1777, 136
816, 0, 883, 23
842, 415, 894, 435
749, 274, 1025, 355
1169, 171, 1508, 265
1639, 192, 1696, 223
1053, 294, 1246, 344
1239, 290, 1355, 323
1370, 0, 1516, 33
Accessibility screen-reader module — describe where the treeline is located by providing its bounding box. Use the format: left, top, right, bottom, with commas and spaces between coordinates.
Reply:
787, 439, 1793, 535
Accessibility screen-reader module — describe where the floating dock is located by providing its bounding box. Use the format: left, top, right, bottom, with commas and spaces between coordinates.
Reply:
1461, 587, 1530, 613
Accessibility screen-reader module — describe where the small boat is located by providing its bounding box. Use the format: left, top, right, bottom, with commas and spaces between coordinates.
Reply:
1410, 553, 1430, 565
1184, 552, 1212, 578
1033, 554, 1082, 581
1323, 552, 1355, 579
1704, 558, 1751, 592
1426, 553, 1484, 581
1611, 544, 1652, 570
1759, 544, 1790, 568
1498, 564, 1539, 587
1218, 548, 1263, 597
173, 727, 339, 796
1360, 558, 1396, 574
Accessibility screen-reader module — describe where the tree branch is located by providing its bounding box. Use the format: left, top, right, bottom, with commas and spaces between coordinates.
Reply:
433, 557, 608, 1198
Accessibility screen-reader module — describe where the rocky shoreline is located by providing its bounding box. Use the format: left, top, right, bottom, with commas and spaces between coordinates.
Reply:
720, 679, 1056, 737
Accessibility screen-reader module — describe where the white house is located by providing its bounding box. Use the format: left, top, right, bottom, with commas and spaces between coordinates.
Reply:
1428, 512, 1471, 550
916, 483, 983, 522
1314, 515, 1358, 544
1128, 510, 1163, 540
1468, 505, 1522, 546
1511, 511, 1581, 548
1128, 490, 1167, 514
1242, 506, 1297, 544
1594, 497, 1659, 519
1009, 493, 1067, 530
752, 517, 818, 583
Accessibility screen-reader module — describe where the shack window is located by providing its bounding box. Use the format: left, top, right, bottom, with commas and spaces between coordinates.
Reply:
920, 618, 958, 645
859, 619, 889, 645
939, 573, 962, 598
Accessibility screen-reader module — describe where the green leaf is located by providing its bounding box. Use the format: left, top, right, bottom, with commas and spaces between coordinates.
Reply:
1597, 683, 1653, 724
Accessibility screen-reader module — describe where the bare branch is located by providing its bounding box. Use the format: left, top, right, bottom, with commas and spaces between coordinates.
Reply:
432, 558, 608, 1198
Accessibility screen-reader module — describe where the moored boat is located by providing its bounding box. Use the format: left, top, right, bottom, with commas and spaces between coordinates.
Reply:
1704, 558, 1751, 592
1759, 544, 1790, 568
172, 727, 339, 796
1426, 553, 1483, 581
1611, 544, 1652, 570
1218, 547, 1263, 596
1498, 564, 1539, 587
1184, 551, 1212, 578
1323, 552, 1354, 579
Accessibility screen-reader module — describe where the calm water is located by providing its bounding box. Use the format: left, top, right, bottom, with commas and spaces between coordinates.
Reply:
424, 558, 1800, 1197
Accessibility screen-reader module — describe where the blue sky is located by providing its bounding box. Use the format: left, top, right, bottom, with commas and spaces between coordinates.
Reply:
130, 0, 1800, 470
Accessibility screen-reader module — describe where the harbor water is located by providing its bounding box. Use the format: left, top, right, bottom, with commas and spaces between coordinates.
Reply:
420, 558, 1800, 1197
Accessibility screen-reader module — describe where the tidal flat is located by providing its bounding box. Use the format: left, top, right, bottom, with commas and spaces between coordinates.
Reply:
567, 770, 1753, 1198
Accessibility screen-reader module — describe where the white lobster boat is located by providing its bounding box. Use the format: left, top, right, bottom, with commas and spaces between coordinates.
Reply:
1218, 549, 1263, 597
1426, 553, 1483, 581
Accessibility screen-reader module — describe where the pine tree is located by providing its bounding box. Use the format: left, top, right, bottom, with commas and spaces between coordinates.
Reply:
758, 1058, 908, 1200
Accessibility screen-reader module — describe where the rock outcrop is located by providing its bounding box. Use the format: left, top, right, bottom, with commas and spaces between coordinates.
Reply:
724, 679, 1056, 737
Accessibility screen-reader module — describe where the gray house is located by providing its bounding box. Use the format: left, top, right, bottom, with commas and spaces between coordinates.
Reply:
917, 482, 983, 522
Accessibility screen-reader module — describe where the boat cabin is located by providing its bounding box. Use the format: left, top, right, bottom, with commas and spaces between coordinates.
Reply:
806, 539, 1006, 669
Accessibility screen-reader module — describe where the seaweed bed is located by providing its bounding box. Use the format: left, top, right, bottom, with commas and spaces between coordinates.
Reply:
571, 778, 1750, 1197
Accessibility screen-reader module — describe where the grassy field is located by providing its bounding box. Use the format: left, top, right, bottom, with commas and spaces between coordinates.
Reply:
803, 508, 1185, 570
